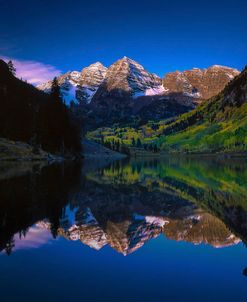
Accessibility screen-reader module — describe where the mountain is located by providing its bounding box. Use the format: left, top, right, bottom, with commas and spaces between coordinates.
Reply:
89, 57, 165, 125
135, 64, 240, 131
38, 62, 107, 105
164, 212, 240, 248
160, 65, 247, 153
163, 65, 240, 103
123, 64, 240, 123
39, 57, 167, 125
37, 204, 240, 255
92, 56, 163, 99
38, 58, 240, 128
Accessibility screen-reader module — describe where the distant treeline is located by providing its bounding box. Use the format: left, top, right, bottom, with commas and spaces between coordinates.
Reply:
0, 59, 81, 155
102, 137, 160, 155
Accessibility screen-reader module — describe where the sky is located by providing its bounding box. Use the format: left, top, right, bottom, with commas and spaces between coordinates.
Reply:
0, 0, 247, 84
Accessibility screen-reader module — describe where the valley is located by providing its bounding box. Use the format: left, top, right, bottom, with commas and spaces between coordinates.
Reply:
1, 56, 246, 158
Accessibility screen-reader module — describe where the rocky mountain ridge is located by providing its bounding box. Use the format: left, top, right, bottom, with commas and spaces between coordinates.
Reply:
38, 58, 239, 104
38, 58, 240, 127
163, 65, 240, 103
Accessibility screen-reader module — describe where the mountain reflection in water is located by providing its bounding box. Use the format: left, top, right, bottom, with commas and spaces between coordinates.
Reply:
0, 157, 247, 257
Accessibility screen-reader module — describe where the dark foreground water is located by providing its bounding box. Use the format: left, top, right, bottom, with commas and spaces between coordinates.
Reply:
0, 157, 247, 301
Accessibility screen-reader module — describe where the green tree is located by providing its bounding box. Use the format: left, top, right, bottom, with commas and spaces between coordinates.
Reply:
136, 138, 142, 148
132, 137, 136, 147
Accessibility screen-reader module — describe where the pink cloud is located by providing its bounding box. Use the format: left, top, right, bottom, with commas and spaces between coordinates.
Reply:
1, 55, 61, 86
12, 224, 53, 251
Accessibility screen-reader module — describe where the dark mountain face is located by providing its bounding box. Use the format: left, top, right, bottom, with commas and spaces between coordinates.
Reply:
89, 90, 133, 127
135, 96, 194, 124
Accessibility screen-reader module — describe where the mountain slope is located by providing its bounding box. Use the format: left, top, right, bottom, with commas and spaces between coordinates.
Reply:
160, 65, 247, 153
135, 96, 194, 123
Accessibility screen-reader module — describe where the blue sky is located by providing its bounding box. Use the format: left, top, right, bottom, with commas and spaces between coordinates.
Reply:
0, 0, 247, 83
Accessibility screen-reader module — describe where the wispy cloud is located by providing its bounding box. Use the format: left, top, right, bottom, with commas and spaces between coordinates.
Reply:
1, 55, 61, 86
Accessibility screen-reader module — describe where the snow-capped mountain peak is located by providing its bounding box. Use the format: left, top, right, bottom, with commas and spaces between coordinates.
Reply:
93, 56, 164, 100
38, 62, 108, 105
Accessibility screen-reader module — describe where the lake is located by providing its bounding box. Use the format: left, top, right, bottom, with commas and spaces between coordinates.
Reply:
0, 157, 247, 301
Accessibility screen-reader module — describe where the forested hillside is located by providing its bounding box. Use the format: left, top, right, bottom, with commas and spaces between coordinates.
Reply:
159, 65, 247, 153
0, 60, 81, 155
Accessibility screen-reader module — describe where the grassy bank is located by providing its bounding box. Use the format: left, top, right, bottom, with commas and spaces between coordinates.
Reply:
0, 138, 60, 161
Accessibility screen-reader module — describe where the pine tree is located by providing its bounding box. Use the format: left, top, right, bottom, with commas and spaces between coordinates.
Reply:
7, 60, 16, 76
132, 137, 136, 147
136, 138, 142, 148
50, 77, 62, 103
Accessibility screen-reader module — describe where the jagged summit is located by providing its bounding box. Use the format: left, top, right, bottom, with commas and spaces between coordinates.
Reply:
93, 56, 163, 99
80, 62, 107, 88
81, 61, 106, 73
121, 56, 135, 61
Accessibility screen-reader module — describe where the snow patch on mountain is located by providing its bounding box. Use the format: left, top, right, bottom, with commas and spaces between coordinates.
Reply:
134, 85, 166, 98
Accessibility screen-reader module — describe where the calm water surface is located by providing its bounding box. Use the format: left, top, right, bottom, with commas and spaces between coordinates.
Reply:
0, 157, 247, 301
